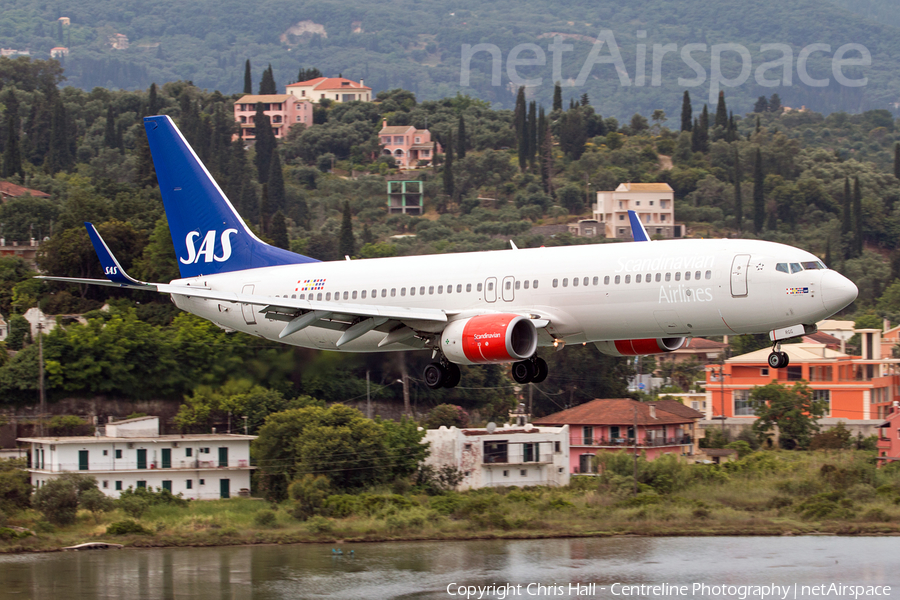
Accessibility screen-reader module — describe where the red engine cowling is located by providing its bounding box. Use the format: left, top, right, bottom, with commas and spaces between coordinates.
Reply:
442, 314, 538, 365
594, 337, 687, 357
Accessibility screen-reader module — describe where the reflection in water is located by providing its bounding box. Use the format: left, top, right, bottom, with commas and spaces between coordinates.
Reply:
0, 537, 896, 599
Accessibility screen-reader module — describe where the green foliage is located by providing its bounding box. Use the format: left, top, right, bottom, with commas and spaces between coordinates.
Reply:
288, 474, 332, 521
79, 487, 115, 522
810, 422, 853, 450
253, 509, 278, 527
0, 458, 31, 514
117, 495, 149, 519
106, 519, 152, 535
424, 404, 470, 429
751, 381, 827, 450
32, 478, 80, 525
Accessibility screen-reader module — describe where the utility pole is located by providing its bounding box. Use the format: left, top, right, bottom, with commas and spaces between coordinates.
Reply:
399, 353, 410, 417
37, 322, 45, 437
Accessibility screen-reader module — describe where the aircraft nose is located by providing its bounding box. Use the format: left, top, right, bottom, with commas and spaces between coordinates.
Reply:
821, 270, 858, 315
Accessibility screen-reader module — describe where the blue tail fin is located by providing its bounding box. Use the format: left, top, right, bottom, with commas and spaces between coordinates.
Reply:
143, 115, 318, 278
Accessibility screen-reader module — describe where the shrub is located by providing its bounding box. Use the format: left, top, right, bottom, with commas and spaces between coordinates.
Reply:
424, 404, 470, 429
289, 475, 332, 520
795, 492, 856, 521
253, 510, 278, 527
305, 515, 333, 533
32, 478, 79, 525
323, 494, 361, 518
428, 494, 463, 516
106, 520, 152, 535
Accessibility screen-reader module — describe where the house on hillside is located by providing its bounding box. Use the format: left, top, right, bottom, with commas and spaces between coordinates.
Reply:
18, 416, 255, 500
233, 94, 313, 140
378, 120, 440, 168
876, 402, 900, 465
422, 423, 569, 490
0, 181, 51, 203
593, 183, 682, 239
286, 77, 371, 104
533, 398, 700, 474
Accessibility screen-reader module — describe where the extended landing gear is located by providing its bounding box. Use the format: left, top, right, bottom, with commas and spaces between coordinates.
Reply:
423, 361, 461, 390
767, 344, 790, 369
511, 356, 548, 384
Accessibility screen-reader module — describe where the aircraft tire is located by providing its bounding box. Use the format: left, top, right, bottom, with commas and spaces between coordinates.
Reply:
443, 363, 461, 388
424, 363, 445, 389
531, 357, 548, 383
511, 360, 535, 383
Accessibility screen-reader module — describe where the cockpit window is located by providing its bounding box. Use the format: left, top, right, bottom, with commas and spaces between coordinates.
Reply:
789, 263, 802, 273
776, 263, 789, 273
801, 261, 825, 270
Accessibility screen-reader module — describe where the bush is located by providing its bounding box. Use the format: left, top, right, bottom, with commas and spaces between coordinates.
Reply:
117, 495, 149, 519
288, 475, 332, 521
305, 515, 333, 533
423, 404, 469, 429
32, 478, 79, 525
106, 519, 152, 535
253, 509, 278, 528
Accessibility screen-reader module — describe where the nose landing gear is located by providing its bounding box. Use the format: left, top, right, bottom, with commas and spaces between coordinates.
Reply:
767, 343, 790, 369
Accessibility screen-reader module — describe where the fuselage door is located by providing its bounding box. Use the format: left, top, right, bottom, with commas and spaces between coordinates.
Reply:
485, 277, 497, 303
730, 254, 750, 297
501, 276, 515, 302
241, 284, 257, 324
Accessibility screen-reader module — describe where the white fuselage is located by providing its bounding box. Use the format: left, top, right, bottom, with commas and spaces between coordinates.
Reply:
170, 238, 856, 352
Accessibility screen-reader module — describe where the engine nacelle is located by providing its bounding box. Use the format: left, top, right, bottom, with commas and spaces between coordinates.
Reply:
594, 337, 687, 357
442, 314, 538, 365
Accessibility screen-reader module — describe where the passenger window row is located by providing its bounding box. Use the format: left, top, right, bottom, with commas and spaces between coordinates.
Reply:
276, 279, 541, 302
552, 271, 713, 288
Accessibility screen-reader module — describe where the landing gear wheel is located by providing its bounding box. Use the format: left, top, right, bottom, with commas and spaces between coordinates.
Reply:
531, 357, 549, 383
443, 363, 461, 388
511, 360, 535, 384
767, 351, 789, 369
424, 362, 446, 389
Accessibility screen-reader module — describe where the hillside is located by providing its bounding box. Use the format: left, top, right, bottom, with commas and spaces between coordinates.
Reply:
1, 0, 900, 119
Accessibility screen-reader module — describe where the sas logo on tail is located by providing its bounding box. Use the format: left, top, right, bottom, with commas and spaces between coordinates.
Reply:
180, 229, 238, 264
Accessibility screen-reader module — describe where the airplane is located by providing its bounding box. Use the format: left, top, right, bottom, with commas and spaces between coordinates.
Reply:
38, 115, 859, 389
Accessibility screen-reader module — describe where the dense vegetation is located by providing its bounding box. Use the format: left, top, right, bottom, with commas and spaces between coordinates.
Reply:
1, 0, 899, 119
2, 449, 899, 552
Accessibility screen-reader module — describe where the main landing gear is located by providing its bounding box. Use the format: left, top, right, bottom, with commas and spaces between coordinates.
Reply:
511, 356, 549, 384
424, 361, 461, 390
767, 343, 790, 369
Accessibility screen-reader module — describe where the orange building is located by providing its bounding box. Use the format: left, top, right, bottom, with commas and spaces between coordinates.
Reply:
706, 336, 899, 423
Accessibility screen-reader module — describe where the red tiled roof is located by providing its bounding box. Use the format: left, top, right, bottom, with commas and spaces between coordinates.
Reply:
654, 399, 705, 420
533, 398, 695, 427
461, 428, 541, 436
287, 77, 371, 91
802, 331, 841, 346
0, 181, 50, 198
683, 338, 728, 349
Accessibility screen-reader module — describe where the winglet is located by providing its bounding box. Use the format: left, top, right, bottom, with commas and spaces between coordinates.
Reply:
84, 222, 149, 287
627, 210, 651, 242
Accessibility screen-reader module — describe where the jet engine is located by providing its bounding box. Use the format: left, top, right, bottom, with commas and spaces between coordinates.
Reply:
442, 314, 538, 365
594, 337, 687, 357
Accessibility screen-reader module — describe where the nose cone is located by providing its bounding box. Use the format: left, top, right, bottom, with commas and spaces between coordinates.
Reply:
821, 270, 858, 315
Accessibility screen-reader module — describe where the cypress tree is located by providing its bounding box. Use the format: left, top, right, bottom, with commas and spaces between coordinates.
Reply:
756, 115, 761, 134
515, 87, 527, 171
134, 124, 156, 187
541, 120, 554, 196
259, 183, 269, 234
270, 210, 289, 250
753, 148, 765, 234
253, 103, 275, 183
243, 60, 252, 94
768, 93, 782, 113
753, 95, 769, 114
853, 176, 863, 257
259, 64, 276, 95
680, 91, 692, 132
715, 91, 728, 129
103, 105, 117, 149
733, 146, 742, 231
1, 117, 23, 179
267, 151, 285, 214
697, 105, 709, 152
339, 201, 355, 258
841, 177, 851, 238
552, 82, 562, 112
691, 118, 700, 152
443, 131, 454, 198
537, 106, 548, 190
457, 114, 466, 160
894, 143, 900, 180
580, 93, 589, 106
44, 97, 72, 175
148, 82, 161, 115
527, 101, 537, 170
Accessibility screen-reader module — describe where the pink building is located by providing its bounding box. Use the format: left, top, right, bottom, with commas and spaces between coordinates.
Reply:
233, 94, 313, 140
378, 120, 441, 168
877, 402, 900, 465
286, 77, 371, 103
533, 398, 701, 474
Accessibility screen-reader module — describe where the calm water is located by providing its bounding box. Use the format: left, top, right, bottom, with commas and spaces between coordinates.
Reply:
0, 537, 896, 600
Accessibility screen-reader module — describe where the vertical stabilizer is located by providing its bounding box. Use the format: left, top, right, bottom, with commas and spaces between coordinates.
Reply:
143, 115, 317, 278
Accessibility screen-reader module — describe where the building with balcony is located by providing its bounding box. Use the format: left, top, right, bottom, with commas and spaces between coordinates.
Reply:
593, 183, 682, 239
379, 120, 440, 168
533, 398, 700, 474
232, 95, 313, 141
422, 423, 570, 490
286, 77, 371, 104
876, 402, 900, 465
705, 331, 900, 423
18, 416, 255, 500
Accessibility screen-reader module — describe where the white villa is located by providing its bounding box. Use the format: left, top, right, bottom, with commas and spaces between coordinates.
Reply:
18, 416, 255, 500
422, 423, 570, 490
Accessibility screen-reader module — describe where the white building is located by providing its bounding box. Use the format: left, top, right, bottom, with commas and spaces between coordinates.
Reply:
422, 423, 570, 490
18, 416, 255, 500
593, 182, 682, 239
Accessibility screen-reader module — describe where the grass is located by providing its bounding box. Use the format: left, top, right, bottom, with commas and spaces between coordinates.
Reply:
3, 450, 900, 553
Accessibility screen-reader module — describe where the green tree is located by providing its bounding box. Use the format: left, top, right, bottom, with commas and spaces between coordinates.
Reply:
253, 103, 275, 184
753, 148, 765, 234
753, 95, 769, 113
259, 64, 276, 95
30, 473, 97, 525
680, 91, 692, 132
751, 381, 826, 449
424, 404, 470, 428
79, 487, 115, 523
266, 151, 285, 215
443, 130, 454, 199
552, 82, 562, 112
243, 59, 252, 94
733, 145, 743, 231
288, 474, 331, 520
894, 143, 900, 180
270, 210, 289, 250
457, 114, 466, 160
515, 87, 527, 171
853, 176, 863, 257
714, 90, 728, 129
0, 458, 31, 514
339, 201, 355, 258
